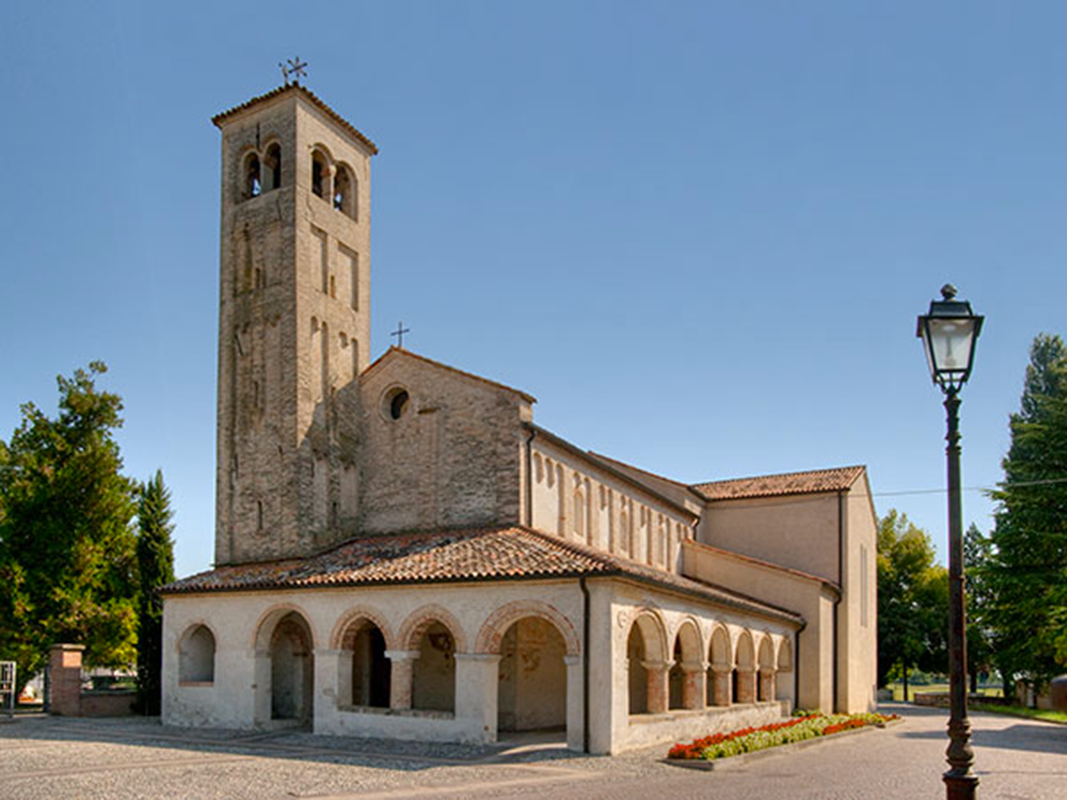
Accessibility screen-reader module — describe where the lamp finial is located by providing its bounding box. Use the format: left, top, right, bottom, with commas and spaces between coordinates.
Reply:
941, 284, 958, 301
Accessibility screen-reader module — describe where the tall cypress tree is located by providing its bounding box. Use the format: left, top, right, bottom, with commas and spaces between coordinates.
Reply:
987, 333, 1067, 692
135, 470, 175, 716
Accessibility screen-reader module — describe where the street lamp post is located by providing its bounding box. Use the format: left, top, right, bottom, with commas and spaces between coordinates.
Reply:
917, 284, 984, 800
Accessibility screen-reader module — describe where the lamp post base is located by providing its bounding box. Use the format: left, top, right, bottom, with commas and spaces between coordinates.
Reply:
943, 770, 979, 799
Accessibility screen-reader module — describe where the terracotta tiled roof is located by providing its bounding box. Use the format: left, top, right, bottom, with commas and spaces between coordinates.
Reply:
361, 347, 537, 404
161, 526, 801, 624
212, 83, 379, 155
691, 465, 865, 501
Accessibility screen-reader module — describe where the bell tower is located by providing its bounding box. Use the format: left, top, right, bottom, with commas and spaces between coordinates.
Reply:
212, 84, 377, 565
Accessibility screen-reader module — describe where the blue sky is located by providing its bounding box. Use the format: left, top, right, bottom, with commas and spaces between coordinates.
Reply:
2, 2, 1064, 577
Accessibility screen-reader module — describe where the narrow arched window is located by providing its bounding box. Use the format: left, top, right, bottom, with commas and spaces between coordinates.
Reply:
244, 153, 262, 199
264, 143, 282, 190
333, 164, 357, 220
311, 151, 328, 198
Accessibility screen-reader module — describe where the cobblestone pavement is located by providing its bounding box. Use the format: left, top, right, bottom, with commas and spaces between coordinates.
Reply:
1, 703, 1064, 799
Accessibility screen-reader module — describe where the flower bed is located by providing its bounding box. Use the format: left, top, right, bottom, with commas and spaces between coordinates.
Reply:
667, 712, 899, 761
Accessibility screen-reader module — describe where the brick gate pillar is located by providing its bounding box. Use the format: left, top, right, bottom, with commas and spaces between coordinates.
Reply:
642, 660, 671, 714
49, 644, 84, 717
385, 650, 419, 711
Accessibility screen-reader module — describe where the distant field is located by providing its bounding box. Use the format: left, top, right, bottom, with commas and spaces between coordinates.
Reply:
887, 682, 1003, 702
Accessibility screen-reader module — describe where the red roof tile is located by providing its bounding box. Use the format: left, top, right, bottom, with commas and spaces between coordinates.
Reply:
691, 465, 865, 501
161, 526, 801, 624
212, 83, 378, 155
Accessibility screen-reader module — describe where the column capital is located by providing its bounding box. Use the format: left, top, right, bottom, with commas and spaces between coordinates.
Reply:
314, 648, 344, 657
563, 654, 581, 667
641, 660, 674, 671
384, 649, 421, 662
454, 653, 501, 664
680, 660, 709, 673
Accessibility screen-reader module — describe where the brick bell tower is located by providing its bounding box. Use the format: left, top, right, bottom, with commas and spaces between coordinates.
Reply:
212, 83, 377, 565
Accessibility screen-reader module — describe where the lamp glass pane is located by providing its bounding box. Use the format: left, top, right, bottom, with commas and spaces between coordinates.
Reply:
928, 317, 976, 377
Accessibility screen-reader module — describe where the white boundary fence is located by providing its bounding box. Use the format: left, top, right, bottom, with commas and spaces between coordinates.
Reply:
0, 661, 15, 719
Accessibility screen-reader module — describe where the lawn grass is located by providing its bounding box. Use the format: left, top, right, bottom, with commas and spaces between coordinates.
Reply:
886, 682, 1003, 702
969, 702, 1067, 725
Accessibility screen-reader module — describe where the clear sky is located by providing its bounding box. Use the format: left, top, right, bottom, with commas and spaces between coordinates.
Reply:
2, 2, 1064, 577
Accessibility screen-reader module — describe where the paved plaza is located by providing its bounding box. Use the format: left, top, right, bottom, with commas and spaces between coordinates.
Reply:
1, 703, 1064, 799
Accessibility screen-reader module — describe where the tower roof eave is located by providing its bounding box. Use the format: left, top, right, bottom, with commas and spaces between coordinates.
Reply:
212, 83, 379, 155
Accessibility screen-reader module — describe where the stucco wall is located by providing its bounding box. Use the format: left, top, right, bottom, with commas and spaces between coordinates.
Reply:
697, 492, 840, 582
840, 478, 878, 712
530, 438, 694, 573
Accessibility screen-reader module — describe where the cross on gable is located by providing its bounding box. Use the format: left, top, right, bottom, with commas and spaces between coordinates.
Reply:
390, 321, 411, 349
279, 57, 308, 86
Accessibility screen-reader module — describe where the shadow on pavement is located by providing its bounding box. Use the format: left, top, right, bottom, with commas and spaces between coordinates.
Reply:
0, 714, 588, 772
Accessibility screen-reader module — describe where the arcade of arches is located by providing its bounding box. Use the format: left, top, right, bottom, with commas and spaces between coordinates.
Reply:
164, 583, 797, 754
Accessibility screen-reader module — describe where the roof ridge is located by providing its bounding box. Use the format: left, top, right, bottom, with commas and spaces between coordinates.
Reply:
361, 347, 536, 404
692, 464, 865, 489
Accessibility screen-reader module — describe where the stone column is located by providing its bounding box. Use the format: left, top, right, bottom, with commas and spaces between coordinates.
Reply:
313, 649, 343, 729
711, 667, 731, 706
49, 644, 84, 717
454, 653, 501, 744
252, 648, 272, 726
642, 660, 671, 714
759, 668, 776, 703
681, 661, 707, 710
737, 668, 757, 704
385, 650, 419, 711
564, 654, 584, 752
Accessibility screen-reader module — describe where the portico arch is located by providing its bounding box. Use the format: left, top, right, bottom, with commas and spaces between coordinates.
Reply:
707, 624, 732, 706
734, 629, 756, 705
626, 610, 669, 715
332, 608, 394, 709
757, 634, 776, 701
474, 601, 579, 656
251, 605, 316, 726
669, 618, 703, 710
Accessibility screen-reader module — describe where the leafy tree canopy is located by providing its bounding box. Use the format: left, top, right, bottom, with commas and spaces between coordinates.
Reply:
876, 509, 949, 687
0, 362, 139, 694
987, 333, 1067, 687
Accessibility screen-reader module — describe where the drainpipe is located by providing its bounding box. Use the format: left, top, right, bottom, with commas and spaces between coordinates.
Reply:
525, 428, 537, 527
833, 490, 845, 712
579, 576, 590, 754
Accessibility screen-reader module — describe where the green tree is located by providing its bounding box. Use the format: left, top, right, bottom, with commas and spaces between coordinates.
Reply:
134, 470, 175, 716
987, 333, 1067, 692
0, 362, 138, 696
877, 509, 950, 692
963, 523, 996, 693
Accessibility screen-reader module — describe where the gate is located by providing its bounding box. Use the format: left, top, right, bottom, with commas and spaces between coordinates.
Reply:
0, 661, 15, 719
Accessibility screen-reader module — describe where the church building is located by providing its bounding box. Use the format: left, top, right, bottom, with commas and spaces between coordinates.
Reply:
160, 82, 878, 754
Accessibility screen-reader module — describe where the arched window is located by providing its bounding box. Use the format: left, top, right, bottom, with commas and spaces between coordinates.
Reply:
573, 477, 585, 539
179, 625, 216, 684
244, 153, 262, 199
264, 142, 282, 190
333, 164, 357, 220
311, 150, 329, 198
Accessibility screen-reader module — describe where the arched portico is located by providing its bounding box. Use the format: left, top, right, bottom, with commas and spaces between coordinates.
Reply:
627, 610, 670, 715
252, 606, 316, 727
